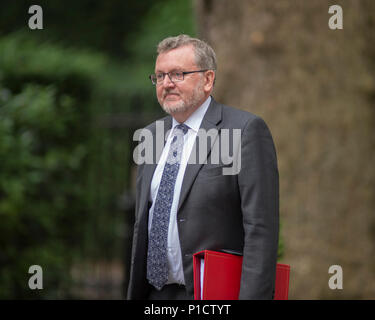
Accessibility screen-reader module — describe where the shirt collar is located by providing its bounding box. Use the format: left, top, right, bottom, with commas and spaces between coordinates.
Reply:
172, 96, 211, 132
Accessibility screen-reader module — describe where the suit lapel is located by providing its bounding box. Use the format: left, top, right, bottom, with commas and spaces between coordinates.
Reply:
178, 98, 223, 211
137, 99, 223, 216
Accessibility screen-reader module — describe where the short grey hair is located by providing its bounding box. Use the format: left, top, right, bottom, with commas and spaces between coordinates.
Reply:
157, 34, 217, 71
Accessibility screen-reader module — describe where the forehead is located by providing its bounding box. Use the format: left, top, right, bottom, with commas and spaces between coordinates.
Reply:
155, 45, 197, 72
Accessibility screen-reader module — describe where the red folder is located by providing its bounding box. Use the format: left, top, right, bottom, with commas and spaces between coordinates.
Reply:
193, 250, 290, 300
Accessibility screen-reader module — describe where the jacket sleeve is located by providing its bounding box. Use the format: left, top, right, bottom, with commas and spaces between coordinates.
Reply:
237, 116, 279, 299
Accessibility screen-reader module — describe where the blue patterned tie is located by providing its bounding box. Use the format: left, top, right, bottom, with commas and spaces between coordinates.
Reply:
147, 123, 189, 290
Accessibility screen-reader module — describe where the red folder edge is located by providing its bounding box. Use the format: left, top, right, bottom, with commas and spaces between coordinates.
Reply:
193, 250, 290, 300
193, 250, 242, 300
273, 263, 290, 300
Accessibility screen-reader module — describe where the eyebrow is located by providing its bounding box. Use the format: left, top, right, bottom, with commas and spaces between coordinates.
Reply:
155, 68, 183, 73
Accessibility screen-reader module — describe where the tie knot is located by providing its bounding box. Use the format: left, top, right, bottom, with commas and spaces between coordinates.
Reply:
174, 123, 189, 135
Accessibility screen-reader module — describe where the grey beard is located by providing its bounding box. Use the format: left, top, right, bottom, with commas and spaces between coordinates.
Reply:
162, 100, 191, 114
161, 88, 204, 115
160, 77, 205, 115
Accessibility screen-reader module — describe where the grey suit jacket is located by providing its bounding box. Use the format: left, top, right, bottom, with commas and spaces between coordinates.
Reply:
127, 97, 279, 299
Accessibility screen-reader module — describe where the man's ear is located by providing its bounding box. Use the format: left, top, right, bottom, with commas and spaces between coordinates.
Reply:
204, 70, 215, 92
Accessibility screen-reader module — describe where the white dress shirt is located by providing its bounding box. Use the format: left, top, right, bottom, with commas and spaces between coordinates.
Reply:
148, 96, 211, 285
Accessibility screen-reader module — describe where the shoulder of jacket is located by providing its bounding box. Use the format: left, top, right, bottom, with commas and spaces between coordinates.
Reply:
218, 102, 262, 128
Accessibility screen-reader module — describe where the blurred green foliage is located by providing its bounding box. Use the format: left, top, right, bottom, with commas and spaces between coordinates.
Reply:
0, 0, 196, 298
0, 32, 106, 298
0, 0, 157, 58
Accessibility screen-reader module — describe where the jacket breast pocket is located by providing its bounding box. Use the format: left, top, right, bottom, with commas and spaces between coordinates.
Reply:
198, 163, 233, 178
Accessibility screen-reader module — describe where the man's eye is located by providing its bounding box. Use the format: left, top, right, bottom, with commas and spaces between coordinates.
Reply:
174, 72, 183, 77
156, 73, 164, 80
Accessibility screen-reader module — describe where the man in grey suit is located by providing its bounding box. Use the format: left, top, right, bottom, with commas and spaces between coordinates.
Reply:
127, 34, 279, 300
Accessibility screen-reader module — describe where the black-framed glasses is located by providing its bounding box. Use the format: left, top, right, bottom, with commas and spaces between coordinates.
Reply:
149, 69, 209, 85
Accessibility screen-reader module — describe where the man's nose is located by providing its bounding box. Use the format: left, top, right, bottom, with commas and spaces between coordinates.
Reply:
162, 74, 176, 87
